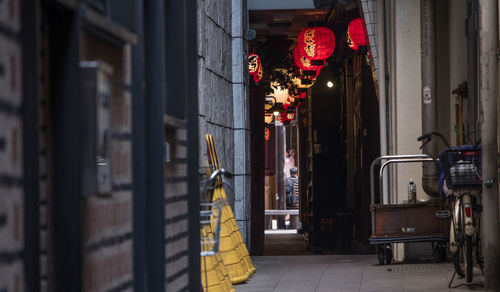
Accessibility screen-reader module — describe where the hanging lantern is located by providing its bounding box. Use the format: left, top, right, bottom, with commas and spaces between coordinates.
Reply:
270, 81, 291, 104
278, 112, 287, 123
293, 46, 324, 71
297, 27, 335, 60
283, 102, 290, 111
296, 92, 306, 99
292, 76, 316, 89
256, 64, 263, 82
264, 113, 273, 124
292, 69, 320, 89
347, 18, 367, 51
299, 69, 321, 80
248, 53, 263, 83
278, 110, 295, 123
265, 127, 270, 141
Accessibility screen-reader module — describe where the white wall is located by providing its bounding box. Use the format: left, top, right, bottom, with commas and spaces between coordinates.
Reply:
391, 0, 422, 204
387, 0, 422, 261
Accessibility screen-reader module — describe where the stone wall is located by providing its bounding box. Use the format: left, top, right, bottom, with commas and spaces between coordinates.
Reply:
231, 0, 251, 244
197, 0, 251, 244
198, 0, 235, 201
0, 0, 24, 291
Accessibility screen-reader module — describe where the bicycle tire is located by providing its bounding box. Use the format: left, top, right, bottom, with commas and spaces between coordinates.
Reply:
453, 251, 465, 278
465, 235, 473, 283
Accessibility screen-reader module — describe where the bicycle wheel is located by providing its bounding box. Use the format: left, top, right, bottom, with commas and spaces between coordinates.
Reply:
465, 235, 473, 283
473, 200, 484, 273
453, 247, 465, 278
452, 201, 465, 277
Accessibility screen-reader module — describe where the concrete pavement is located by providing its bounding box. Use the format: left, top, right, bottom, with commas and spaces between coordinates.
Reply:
235, 255, 485, 292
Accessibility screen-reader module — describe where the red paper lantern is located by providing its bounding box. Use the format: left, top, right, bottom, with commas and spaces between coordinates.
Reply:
297, 27, 335, 60
347, 18, 367, 51
298, 69, 321, 80
279, 112, 294, 123
283, 103, 290, 111
248, 53, 263, 83
293, 46, 323, 71
296, 68, 321, 85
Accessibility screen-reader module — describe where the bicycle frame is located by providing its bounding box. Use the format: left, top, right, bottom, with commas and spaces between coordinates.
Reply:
450, 192, 478, 253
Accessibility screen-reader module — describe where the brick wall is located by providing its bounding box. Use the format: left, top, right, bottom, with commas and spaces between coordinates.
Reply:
0, 0, 24, 291
164, 127, 190, 291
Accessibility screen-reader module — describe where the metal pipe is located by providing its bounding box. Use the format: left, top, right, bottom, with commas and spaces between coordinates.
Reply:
377, 0, 388, 204
145, 0, 166, 290
131, 0, 145, 290
420, 0, 439, 197
478, 0, 500, 289
186, 0, 200, 289
379, 158, 436, 199
370, 154, 433, 207
275, 125, 286, 228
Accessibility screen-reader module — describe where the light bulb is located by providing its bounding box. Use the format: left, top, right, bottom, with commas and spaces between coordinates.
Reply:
327, 81, 334, 88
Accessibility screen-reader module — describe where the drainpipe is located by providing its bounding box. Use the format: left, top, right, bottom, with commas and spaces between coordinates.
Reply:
478, 0, 500, 289
145, 0, 166, 290
132, 0, 145, 290
377, 0, 388, 204
420, 0, 439, 196
276, 125, 286, 228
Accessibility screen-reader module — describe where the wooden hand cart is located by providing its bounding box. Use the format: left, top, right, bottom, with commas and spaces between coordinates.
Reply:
369, 155, 450, 264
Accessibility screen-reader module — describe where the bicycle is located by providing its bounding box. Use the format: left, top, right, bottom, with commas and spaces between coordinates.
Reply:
417, 132, 484, 287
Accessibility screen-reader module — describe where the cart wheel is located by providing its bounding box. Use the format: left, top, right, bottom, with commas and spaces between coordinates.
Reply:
438, 245, 447, 262
377, 245, 385, 265
385, 245, 393, 265
432, 243, 447, 262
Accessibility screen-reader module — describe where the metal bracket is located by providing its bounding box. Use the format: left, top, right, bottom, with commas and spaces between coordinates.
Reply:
483, 177, 496, 188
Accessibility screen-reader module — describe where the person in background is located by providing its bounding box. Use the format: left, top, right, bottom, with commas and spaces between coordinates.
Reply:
286, 167, 299, 209
284, 148, 296, 179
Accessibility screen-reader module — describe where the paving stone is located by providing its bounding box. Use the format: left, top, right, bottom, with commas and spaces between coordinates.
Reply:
236, 255, 479, 292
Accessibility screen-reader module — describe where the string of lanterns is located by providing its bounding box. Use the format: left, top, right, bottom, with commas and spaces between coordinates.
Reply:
252, 18, 368, 128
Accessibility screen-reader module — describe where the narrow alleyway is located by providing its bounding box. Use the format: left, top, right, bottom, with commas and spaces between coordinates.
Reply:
262, 233, 312, 256
236, 255, 485, 292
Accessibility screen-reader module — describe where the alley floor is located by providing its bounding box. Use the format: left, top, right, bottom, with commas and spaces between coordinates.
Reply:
235, 255, 485, 292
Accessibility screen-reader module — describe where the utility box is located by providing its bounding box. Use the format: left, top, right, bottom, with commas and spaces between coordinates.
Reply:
80, 61, 113, 196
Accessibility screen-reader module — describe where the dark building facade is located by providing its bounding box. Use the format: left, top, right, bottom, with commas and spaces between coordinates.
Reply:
0, 0, 221, 291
